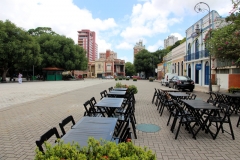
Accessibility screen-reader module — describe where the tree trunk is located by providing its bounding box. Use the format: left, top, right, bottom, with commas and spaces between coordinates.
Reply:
1, 69, 9, 82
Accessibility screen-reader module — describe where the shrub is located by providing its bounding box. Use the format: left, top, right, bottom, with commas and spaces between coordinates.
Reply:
126, 78, 130, 81
133, 78, 137, 81
35, 138, 156, 160
115, 78, 118, 81
228, 87, 240, 93
128, 85, 138, 94
115, 82, 122, 88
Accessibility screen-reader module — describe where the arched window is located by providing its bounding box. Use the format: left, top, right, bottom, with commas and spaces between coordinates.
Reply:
188, 43, 191, 55
195, 39, 199, 52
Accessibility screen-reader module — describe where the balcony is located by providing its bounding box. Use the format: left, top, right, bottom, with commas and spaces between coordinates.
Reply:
184, 50, 209, 61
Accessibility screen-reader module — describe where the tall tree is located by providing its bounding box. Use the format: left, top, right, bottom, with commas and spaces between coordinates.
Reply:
205, 1, 240, 65
125, 62, 136, 76
0, 20, 41, 82
31, 30, 88, 70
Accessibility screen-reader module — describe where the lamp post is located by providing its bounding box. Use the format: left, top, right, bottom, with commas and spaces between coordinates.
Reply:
194, 2, 212, 92
151, 57, 154, 77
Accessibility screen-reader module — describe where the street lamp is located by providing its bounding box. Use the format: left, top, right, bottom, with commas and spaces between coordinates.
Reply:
151, 57, 154, 77
194, 2, 212, 92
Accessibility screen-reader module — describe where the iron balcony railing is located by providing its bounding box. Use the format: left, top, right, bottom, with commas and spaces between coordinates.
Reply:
184, 50, 209, 61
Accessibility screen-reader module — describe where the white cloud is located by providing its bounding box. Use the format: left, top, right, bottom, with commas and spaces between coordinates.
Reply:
120, 0, 232, 44
147, 40, 164, 52
97, 38, 112, 53
119, 56, 132, 63
0, 0, 117, 45
170, 33, 184, 41
116, 42, 133, 50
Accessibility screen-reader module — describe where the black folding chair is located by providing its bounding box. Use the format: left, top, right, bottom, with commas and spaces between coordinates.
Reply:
152, 88, 158, 104
206, 103, 235, 140
59, 115, 75, 137
36, 127, 60, 153
83, 100, 103, 117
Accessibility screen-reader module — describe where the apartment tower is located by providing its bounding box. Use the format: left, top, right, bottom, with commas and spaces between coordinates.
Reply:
77, 29, 98, 61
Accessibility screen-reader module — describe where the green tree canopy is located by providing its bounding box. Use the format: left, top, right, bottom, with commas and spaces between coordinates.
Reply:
205, 3, 240, 65
29, 28, 88, 71
125, 62, 136, 76
0, 20, 41, 81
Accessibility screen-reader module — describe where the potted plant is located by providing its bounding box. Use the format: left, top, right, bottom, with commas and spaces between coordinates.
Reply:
149, 77, 154, 82
211, 78, 220, 92
127, 85, 138, 94
35, 138, 156, 159
228, 87, 240, 93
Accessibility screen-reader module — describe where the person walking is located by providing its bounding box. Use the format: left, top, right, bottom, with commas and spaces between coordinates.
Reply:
18, 72, 22, 84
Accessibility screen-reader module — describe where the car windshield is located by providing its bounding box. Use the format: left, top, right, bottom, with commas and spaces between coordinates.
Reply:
178, 76, 191, 80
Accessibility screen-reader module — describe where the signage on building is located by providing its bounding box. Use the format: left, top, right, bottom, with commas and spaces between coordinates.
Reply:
196, 64, 202, 70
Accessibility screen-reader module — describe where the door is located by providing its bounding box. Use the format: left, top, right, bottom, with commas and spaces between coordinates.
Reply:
188, 64, 191, 78
195, 64, 199, 84
205, 62, 209, 85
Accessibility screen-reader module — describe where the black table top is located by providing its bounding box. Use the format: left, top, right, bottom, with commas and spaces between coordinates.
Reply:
108, 91, 126, 95
168, 92, 189, 97
219, 92, 240, 98
61, 117, 117, 147
181, 100, 219, 110
95, 97, 124, 108
113, 88, 128, 91
160, 88, 179, 92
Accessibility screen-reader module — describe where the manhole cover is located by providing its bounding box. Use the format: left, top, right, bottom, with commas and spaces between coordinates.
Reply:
136, 124, 160, 133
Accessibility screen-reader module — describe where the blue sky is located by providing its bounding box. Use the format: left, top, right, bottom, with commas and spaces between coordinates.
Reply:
0, 0, 233, 63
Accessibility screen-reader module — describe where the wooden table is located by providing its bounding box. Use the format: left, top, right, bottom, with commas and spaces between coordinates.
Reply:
108, 91, 126, 98
61, 117, 118, 147
181, 100, 219, 139
95, 97, 124, 117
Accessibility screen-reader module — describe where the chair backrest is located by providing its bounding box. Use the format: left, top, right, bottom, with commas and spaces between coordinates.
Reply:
190, 94, 197, 100
119, 117, 131, 143
218, 103, 233, 118
83, 100, 97, 116
108, 87, 113, 92
89, 97, 97, 106
59, 115, 75, 137
100, 90, 107, 100
36, 127, 60, 153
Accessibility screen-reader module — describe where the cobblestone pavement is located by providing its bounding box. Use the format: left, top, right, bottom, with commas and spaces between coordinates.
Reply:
0, 79, 239, 160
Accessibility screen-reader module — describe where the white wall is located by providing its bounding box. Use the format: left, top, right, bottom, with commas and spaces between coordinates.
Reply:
217, 74, 228, 90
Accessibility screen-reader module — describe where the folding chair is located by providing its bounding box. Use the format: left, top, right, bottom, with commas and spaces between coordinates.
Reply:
36, 127, 60, 153
152, 88, 158, 104
170, 100, 197, 140
100, 90, 108, 99
59, 115, 75, 137
112, 116, 132, 143
90, 97, 106, 117
83, 100, 103, 117
206, 103, 235, 140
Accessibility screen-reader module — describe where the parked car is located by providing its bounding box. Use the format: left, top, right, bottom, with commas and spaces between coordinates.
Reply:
162, 73, 177, 86
168, 76, 195, 92
105, 76, 113, 79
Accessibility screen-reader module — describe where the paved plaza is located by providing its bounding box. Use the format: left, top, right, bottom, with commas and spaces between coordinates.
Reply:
0, 79, 239, 160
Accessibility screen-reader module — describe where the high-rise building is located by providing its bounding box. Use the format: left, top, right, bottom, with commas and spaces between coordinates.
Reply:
164, 35, 178, 49
133, 40, 145, 62
77, 29, 98, 61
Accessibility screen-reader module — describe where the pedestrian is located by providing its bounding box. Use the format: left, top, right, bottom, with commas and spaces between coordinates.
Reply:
18, 72, 22, 84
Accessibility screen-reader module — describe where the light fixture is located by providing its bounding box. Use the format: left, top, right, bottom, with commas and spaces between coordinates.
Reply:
195, 24, 201, 35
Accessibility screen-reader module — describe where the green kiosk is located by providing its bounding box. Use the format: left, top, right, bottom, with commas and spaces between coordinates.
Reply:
42, 67, 64, 81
